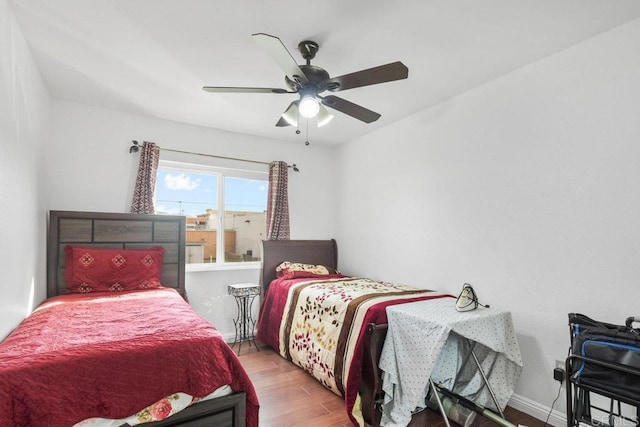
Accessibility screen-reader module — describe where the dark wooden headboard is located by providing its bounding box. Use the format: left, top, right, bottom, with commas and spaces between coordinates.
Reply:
260, 239, 338, 294
47, 211, 186, 298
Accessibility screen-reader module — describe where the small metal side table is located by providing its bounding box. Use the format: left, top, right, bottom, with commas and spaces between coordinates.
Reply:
227, 283, 261, 355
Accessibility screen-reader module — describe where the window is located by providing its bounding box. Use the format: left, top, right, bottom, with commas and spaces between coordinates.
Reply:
155, 161, 268, 265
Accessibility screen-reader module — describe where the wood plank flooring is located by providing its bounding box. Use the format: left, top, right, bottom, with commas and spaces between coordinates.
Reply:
237, 340, 547, 427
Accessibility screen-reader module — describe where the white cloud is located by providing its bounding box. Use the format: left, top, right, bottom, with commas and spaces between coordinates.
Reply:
164, 173, 199, 190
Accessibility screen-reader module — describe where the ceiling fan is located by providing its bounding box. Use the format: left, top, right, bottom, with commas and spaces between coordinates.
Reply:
203, 33, 409, 128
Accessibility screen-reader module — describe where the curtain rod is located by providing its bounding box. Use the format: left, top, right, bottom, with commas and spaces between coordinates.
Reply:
128, 140, 299, 172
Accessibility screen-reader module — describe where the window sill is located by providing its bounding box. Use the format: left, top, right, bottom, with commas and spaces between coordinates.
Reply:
185, 262, 262, 273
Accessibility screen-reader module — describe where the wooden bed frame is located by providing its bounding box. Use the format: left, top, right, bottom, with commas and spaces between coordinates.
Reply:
48, 210, 248, 427
261, 239, 388, 426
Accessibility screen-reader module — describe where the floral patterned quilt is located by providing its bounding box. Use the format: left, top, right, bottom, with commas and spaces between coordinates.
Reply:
257, 275, 446, 426
74, 388, 231, 427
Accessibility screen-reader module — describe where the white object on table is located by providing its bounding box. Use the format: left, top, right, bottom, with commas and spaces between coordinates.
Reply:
379, 297, 523, 427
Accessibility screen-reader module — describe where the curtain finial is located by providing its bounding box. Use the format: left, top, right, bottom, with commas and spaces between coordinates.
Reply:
129, 140, 140, 153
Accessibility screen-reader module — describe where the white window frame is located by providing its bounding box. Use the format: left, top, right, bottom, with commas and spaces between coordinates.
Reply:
157, 160, 268, 272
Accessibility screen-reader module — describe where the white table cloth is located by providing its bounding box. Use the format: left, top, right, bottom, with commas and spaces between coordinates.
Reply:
379, 297, 523, 426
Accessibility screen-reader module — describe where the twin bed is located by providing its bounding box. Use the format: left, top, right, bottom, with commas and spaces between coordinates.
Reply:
0, 211, 258, 427
257, 239, 451, 426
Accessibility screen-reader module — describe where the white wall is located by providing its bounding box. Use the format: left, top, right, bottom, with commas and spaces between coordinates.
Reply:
45, 100, 338, 339
336, 18, 640, 423
0, 0, 50, 339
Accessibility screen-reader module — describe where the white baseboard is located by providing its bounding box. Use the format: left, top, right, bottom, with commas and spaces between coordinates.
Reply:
509, 392, 566, 427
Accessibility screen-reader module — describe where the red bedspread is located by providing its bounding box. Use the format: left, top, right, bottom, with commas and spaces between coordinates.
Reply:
0, 288, 258, 427
257, 275, 446, 426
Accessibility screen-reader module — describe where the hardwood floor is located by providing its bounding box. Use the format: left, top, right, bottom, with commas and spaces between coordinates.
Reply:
237, 340, 547, 427
238, 340, 349, 426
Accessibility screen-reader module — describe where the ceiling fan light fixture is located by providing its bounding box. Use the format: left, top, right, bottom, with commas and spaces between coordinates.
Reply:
299, 95, 320, 118
316, 105, 334, 127
281, 102, 299, 126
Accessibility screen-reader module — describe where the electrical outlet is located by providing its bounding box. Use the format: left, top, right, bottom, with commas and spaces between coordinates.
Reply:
553, 367, 565, 382
554, 359, 566, 385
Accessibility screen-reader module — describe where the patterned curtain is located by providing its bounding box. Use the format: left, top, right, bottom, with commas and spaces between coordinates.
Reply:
130, 141, 160, 214
266, 161, 290, 240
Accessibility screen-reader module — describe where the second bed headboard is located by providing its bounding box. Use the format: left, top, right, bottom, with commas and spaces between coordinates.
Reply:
47, 210, 186, 298
261, 239, 338, 294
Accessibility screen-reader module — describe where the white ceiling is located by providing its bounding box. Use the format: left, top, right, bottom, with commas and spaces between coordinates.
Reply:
8, 0, 640, 146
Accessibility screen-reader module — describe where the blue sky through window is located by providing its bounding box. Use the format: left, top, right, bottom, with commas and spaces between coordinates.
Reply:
155, 170, 267, 217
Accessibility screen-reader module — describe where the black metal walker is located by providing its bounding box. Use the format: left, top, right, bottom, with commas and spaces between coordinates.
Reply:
566, 313, 640, 427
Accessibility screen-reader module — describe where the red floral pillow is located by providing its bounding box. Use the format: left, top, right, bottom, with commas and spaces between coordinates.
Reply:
282, 270, 335, 280
64, 245, 164, 293
275, 261, 335, 278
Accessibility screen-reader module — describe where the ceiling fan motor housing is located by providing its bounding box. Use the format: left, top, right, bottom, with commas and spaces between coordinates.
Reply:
285, 41, 338, 93
299, 65, 336, 92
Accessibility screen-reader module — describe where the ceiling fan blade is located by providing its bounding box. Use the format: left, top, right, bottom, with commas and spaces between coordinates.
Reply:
321, 95, 381, 123
203, 86, 291, 94
326, 61, 408, 92
252, 33, 308, 84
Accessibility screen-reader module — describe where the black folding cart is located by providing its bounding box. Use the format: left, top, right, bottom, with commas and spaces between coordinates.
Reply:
566, 313, 640, 427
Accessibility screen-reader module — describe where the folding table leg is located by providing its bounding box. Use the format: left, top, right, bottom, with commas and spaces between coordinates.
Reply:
429, 378, 452, 427
470, 348, 506, 418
